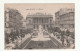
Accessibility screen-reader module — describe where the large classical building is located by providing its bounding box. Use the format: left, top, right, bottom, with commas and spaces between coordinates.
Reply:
55, 8, 74, 31
26, 13, 53, 30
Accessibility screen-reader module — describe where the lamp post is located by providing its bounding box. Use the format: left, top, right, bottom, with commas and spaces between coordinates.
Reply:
20, 29, 22, 49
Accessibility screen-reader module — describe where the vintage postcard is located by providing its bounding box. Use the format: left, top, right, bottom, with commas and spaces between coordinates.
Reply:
4, 3, 75, 49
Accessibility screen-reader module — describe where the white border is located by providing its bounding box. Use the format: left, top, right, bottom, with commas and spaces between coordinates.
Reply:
4, 0, 76, 3
0, 0, 80, 51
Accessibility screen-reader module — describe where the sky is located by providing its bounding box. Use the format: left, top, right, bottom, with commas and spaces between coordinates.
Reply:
4, 3, 74, 20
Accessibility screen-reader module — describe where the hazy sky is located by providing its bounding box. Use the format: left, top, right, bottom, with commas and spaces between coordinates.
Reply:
4, 3, 74, 20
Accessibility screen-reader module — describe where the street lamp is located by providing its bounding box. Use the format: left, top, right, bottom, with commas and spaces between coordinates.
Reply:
20, 29, 22, 49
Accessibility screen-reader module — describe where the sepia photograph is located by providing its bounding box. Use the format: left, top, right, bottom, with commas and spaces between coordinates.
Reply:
4, 3, 75, 49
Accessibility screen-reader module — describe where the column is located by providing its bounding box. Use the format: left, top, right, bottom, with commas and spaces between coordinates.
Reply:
37, 18, 38, 24
42, 18, 43, 24
41, 18, 42, 24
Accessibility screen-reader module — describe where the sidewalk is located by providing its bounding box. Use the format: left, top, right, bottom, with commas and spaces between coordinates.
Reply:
50, 33, 62, 44
43, 30, 62, 44
18, 34, 31, 46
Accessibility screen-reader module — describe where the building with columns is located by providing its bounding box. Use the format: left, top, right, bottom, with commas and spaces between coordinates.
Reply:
26, 13, 53, 30
55, 8, 74, 32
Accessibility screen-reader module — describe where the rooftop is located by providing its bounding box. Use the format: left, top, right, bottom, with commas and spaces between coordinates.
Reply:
26, 12, 53, 18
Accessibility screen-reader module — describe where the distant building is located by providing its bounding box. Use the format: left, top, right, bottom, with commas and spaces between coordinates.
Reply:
55, 8, 74, 32
26, 13, 54, 29
5, 8, 23, 34
22, 19, 27, 28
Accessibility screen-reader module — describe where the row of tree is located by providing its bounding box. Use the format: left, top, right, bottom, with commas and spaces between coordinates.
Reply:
5, 8, 23, 44
47, 26, 74, 39
5, 28, 33, 44
47, 26, 74, 47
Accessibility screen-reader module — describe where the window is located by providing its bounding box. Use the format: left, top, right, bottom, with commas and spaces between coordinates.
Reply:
50, 19, 52, 23
5, 23, 9, 27
29, 20, 31, 24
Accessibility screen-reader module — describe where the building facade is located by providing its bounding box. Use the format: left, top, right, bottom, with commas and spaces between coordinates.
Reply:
26, 13, 53, 30
55, 8, 74, 31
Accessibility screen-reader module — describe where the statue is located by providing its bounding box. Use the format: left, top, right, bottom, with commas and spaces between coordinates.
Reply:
31, 25, 51, 41
37, 25, 43, 37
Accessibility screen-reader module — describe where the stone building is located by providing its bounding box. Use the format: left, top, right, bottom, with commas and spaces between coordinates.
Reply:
55, 8, 74, 32
26, 13, 53, 30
